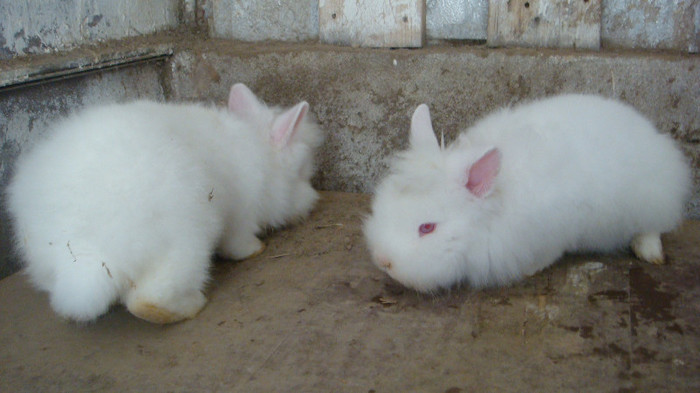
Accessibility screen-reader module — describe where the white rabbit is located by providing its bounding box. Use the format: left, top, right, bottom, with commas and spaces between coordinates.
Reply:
364, 94, 690, 293
6, 83, 323, 323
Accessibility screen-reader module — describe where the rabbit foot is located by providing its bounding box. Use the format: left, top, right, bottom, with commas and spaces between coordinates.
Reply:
127, 292, 207, 324
631, 233, 665, 265
245, 241, 266, 259
128, 302, 188, 324
217, 236, 266, 260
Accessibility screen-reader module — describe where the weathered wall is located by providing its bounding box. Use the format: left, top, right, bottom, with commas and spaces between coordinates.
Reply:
602, 0, 699, 52
426, 0, 489, 41
0, 0, 181, 59
202, 0, 699, 51
165, 42, 700, 218
0, 63, 167, 279
205, 0, 320, 42
2, 1, 697, 52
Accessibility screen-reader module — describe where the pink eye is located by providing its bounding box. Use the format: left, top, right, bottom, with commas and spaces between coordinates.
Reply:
418, 223, 436, 237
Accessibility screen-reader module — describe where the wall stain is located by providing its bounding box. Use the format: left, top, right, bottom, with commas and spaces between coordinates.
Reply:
88, 14, 103, 28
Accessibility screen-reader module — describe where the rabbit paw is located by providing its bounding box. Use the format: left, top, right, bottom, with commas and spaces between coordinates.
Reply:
126, 291, 207, 324
217, 235, 266, 260
631, 233, 665, 265
128, 302, 187, 324
245, 241, 267, 259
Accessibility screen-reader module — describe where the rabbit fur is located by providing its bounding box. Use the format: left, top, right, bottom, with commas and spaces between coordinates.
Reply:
364, 94, 690, 293
6, 83, 323, 323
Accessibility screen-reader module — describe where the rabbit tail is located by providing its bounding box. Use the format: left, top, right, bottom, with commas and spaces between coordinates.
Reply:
40, 254, 121, 323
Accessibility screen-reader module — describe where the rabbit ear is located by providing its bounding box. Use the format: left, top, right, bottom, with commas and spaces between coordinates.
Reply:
270, 101, 309, 147
466, 148, 501, 198
228, 83, 263, 116
410, 104, 440, 151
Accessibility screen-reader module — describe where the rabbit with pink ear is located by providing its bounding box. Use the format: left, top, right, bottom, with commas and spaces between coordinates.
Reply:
364, 95, 690, 293
7, 83, 323, 323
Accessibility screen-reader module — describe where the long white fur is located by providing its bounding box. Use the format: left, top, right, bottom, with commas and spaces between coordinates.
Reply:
364, 94, 690, 292
6, 84, 323, 322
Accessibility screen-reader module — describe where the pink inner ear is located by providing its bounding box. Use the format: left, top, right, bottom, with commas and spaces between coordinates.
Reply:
271, 102, 309, 146
466, 148, 500, 198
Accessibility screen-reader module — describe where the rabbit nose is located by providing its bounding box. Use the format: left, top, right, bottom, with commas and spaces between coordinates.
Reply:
375, 255, 393, 270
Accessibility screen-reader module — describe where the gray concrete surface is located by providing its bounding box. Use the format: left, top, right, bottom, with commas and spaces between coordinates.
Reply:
426, 0, 489, 41
206, 0, 320, 42
0, 1, 180, 59
204, 0, 699, 51
3, 1, 697, 54
1, 191, 699, 392
601, 0, 699, 52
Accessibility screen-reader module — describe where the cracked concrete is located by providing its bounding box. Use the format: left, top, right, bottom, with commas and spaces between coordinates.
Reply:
1, 192, 698, 392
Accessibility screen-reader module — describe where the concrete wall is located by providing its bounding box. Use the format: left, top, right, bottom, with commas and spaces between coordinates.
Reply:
206, 0, 320, 42
2, 1, 697, 52
602, 0, 700, 52
203, 0, 699, 51
166, 42, 699, 214
0, 0, 181, 60
426, 0, 489, 41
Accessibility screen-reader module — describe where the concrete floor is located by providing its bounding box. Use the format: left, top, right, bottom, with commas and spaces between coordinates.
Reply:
1, 191, 699, 392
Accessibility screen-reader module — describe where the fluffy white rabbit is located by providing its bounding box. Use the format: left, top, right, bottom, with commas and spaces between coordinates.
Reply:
364, 94, 690, 293
7, 83, 323, 323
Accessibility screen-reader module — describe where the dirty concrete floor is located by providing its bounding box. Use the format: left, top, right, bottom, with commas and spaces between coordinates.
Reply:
1, 191, 699, 392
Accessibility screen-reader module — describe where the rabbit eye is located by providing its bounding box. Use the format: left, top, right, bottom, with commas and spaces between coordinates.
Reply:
418, 222, 436, 237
